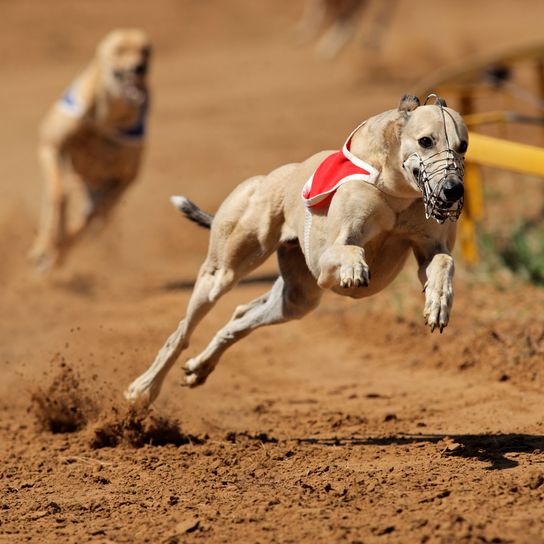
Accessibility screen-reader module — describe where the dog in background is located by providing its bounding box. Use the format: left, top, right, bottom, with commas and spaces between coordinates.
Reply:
29, 29, 151, 272
126, 95, 468, 406
294, 0, 396, 58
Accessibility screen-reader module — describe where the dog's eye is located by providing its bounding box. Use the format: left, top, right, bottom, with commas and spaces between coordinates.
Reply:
458, 140, 468, 153
418, 137, 433, 149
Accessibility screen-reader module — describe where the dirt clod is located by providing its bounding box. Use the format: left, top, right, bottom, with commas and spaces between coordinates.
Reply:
89, 404, 198, 448
30, 358, 97, 433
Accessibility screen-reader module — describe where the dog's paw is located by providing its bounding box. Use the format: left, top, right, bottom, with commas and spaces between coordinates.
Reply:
183, 358, 212, 388
124, 377, 156, 406
318, 245, 371, 289
340, 261, 370, 288
423, 281, 453, 333
27, 246, 58, 273
183, 371, 208, 388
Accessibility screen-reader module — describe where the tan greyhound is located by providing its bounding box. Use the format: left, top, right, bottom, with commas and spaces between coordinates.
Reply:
126, 95, 468, 405
30, 29, 152, 271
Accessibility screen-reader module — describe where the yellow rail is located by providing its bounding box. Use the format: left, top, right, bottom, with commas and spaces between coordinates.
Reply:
461, 132, 544, 264
466, 132, 544, 177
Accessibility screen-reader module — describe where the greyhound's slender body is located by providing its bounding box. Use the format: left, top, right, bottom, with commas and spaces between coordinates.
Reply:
126, 95, 468, 405
30, 29, 152, 272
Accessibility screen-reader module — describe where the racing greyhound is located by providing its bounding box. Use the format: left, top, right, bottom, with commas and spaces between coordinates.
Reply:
30, 29, 151, 271
126, 94, 468, 405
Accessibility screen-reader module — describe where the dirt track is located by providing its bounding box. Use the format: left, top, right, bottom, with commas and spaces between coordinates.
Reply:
2, 1, 544, 542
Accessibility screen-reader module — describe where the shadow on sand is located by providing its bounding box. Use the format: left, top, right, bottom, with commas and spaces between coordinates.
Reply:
161, 273, 278, 291
293, 433, 544, 470
226, 432, 544, 470
220, 430, 544, 470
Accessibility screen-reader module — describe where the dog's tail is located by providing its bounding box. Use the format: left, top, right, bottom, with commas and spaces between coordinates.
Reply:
170, 195, 213, 230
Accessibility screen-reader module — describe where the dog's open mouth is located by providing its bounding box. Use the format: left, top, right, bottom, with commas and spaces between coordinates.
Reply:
406, 149, 464, 223
113, 69, 147, 103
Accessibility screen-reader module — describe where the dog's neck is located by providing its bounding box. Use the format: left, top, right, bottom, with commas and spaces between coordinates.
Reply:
350, 110, 423, 212
97, 86, 147, 130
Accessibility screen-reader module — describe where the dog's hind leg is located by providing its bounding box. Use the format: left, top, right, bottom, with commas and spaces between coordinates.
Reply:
61, 179, 129, 253
230, 290, 273, 320
183, 242, 322, 387
124, 262, 240, 405
126, 211, 282, 403
126, 173, 290, 404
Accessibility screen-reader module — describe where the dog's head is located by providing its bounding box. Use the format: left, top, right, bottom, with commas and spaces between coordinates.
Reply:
398, 94, 468, 222
97, 29, 152, 102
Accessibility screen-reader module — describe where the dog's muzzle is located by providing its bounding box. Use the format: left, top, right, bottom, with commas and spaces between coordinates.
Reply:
404, 148, 465, 223
114, 64, 148, 81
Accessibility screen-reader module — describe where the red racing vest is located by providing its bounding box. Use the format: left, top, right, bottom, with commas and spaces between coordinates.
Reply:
301, 123, 379, 209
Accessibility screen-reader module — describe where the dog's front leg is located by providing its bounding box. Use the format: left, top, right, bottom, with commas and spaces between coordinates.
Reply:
317, 243, 370, 289
315, 189, 386, 290
415, 245, 455, 333
30, 143, 67, 271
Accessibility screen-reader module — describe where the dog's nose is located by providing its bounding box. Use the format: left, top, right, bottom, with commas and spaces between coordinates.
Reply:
134, 62, 148, 76
442, 179, 464, 202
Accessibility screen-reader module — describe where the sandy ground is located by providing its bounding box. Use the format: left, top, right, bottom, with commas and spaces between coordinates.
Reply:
2, 1, 544, 542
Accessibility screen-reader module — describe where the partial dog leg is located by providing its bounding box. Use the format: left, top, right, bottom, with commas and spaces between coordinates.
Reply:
124, 263, 239, 405
361, 0, 397, 51
184, 242, 322, 387
413, 235, 455, 333
230, 290, 273, 320
293, 0, 328, 43
316, 0, 368, 58
314, 188, 389, 290
61, 179, 129, 254
29, 144, 67, 271
126, 201, 283, 403
317, 244, 370, 289
420, 252, 454, 333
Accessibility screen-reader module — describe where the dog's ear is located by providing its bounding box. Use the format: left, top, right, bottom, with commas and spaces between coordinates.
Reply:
398, 95, 420, 112
424, 93, 448, 108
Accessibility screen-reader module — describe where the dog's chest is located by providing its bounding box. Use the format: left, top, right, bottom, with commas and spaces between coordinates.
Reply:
326, 234, 413, 299
304, 211, 414, 298
361, 232, 412, 292
65, 125, 143, 185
